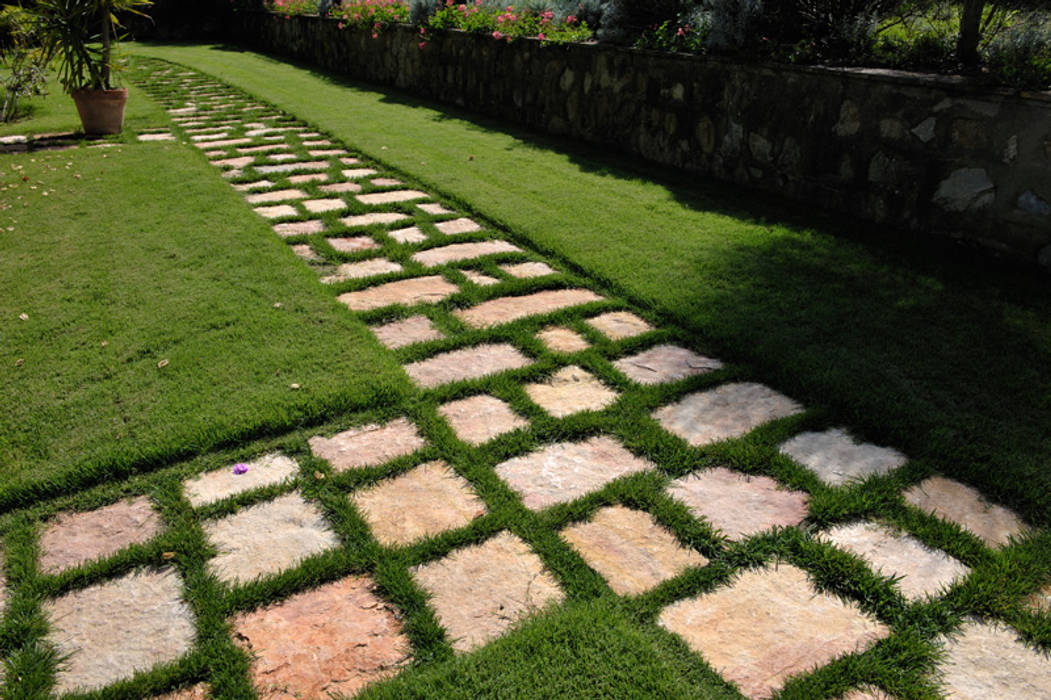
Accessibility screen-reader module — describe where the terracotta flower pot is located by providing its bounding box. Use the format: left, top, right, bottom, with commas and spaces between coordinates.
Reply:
71, 88, 128, 135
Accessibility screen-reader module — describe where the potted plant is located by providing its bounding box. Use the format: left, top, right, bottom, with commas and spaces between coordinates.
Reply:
25, 0, 151, 134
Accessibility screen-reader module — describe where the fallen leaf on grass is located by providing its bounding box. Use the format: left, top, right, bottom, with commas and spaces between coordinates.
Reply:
18, 313, 28, 320
157, 359, 169, 368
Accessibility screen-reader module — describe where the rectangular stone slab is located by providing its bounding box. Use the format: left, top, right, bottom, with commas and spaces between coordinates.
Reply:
403, 343, 532, 388
454, 289, 604, 329
338, 275, 459, 311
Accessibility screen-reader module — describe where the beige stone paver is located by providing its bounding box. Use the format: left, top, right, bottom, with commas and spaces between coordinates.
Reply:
233, 576, 410, 699
203, 493, 339, 584
667, 467, 809, 540
659, 564, 889, 699
495, 436, 653, 511
138, 132, 175, 141
194, 137, 251, 149
438, 395, 528, 445
418, 202, 454, 215
39, 496, 163, 574
434, 217, 482, 235
237, 143, 290, 154
341, 212, 411, 229
291, 244, 322, 262
371, 177, 403, 186
274, 220, 325, 237
903, 476, 1026, 548
289, 172, 329, 184
562, 505, 707, 596
319, 181, 362, 194
412, 531, 564, 652
461, 269, 500, 286
214, 156, 256, 169
302, 139, 332, 146
779, 428, 907, 486
537, 326, 590, 353
586, 311, 654, 340
455, 289, 604, 329
183, 453, 299, 508
321, 259, 403, 283
404, 343, 532, 388
654, 382, 804, 447
614, 344, 724, 385
357, 190, 430, 205
340, 157, 361, 165
524, 365, 618, 417
352, 461, 486, 546
309, 417, 426, 471
500, 262, 557, 278
156, 682, 210, 699
389, 226, 427, 244
822, 521, 970, 601
232, 179, 274, 192
938, 621, 1051, 698
309, 149, 347, 157
253, 204, 297, 219
370, 315, 445, 349
338, 275, 459, 311
244, 188, 307, 205
328, 236, 379, 253
256, 161, 329, 174
189, 131, 228, 141
412, 240, 523, 268
267, 154, 302, 162
44, 569, 195, 695
303, 198, 348, 213
342, 168, 379, 179
1026, 585, 1051, 614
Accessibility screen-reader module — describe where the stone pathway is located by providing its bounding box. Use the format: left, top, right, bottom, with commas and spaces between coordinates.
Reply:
1, 60, 1047, 699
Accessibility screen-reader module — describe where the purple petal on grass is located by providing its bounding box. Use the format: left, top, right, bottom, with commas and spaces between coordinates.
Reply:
233, 463, 249, 475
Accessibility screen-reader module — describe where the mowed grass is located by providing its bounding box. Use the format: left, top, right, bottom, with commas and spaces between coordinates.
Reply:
128, 43, 1051, 529
0, 142, 409, 507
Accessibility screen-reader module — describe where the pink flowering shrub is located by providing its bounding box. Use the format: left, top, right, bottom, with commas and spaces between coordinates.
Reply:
428, 1, 591, 44
266, 0, 317, 16
331, 0, 409, 33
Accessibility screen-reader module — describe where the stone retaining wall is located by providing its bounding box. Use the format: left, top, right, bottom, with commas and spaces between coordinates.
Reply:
233, 12, 1051, 268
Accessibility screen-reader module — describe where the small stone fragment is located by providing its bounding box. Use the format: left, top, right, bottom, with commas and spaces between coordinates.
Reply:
418, 202, 453, 215
461, 269, 501, 286
291, 244, 322, 262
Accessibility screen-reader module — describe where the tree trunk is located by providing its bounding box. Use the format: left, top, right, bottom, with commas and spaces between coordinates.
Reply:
958, 0, 984, 71
101, 1, 111, 89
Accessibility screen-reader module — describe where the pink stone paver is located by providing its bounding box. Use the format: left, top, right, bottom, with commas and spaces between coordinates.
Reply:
938, 621, 1051, 698
524, 365, 619, 417
138, 132, 175, 141
237, 143, 290, 154
500, 262, 558, 278
308, 149, 347, 157
438, 395, 528, 445
203, 492, 340, 584
455, 289, 604, 329
667, 467, 809, 541
562, 505, 707, 596
44, 569, 196, 695
342, 168, 380, 179
213, 156, 256, 169
321, 259, 404, 283
244, 188, 307, 205
389, 226, 428, 244
232, 179, 274, 191
351, 461, 486, 546
461, 269, 500, 286
412, 531, 564, 652
586, 311, 655, 340
328, 236, 380, 253
194, 137, 251, 149
412, 240, 522, 268
289, 172, 329, 184
267, 153, 299, 162
341, 212, 411, 229
537, 326, 590, 353
659, 564, 889, 699
256, 161, 329, 175
614, 345, 724, 385
356, 190, 430, 205
371, 315, 445, 349
779, 428, 907, 486
338, 275, 459, 312
253, 205, 297, 219
303, 198, 348, 213
291, 244, 322, 262
903, 476, 1026, 548
418, 202, 454, 215
233, 576, 411, 699
319, 181, 362, 194
434, 217, 482, 235
39, 496, 163, 574
309, 417, 427, 472
189, 131, 228, 141
654, 382, 804, 446
371, 177, 403, 186
302, 139, 332, 146
274, 220, 325, 237
495, 435, 654, 511
404, 343, 532, 388
340, 157, 361, 165
183, 453, 300, 508
822, 521, 970, 601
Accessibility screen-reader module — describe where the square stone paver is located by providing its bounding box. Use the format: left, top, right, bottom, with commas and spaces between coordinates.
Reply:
183, 453, 300, 508
412, 240, 522, 268
524, 365, 618, 417
613, 344, 724, 385
404, 343, 532, 388
44, 568, 195, 694
303, 198, 347, 213
371, 315, 445, 349
667, 467, 809, 540
412, 531, 564, 652
233, 576, 410, 698
822, 521, 970, 601
903, 476, 1026, 548
586, 311, 654, 340
244, 188, 307, 205
658, 563, 889, 699
438, 394, 528, 445
39, 496, 163, 574
455, 289, 604, 329
253, 205, 297, 220
341, 212, 411, 229
338, 275, 460, 312
321, 259, 403, 283
274, 220, 325, 237
938, 621, 1051, 698
495, 435, 654, 511
779, 428, 907, 486
356, 190, 429, 206
434, 217, 482, 235
389, 226, 428, 244
461, 269, 500, 286
351, 461, 486, 546
562, 505, 707, 596
418, 202, 453, 215
500, 262, 557, 278
328, 236, 380, 253
654, 382, 804, 447
203, 492, 339, 584
309, 417, 426, 472
536, 326, 590, 353
319, 181, 362, 194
